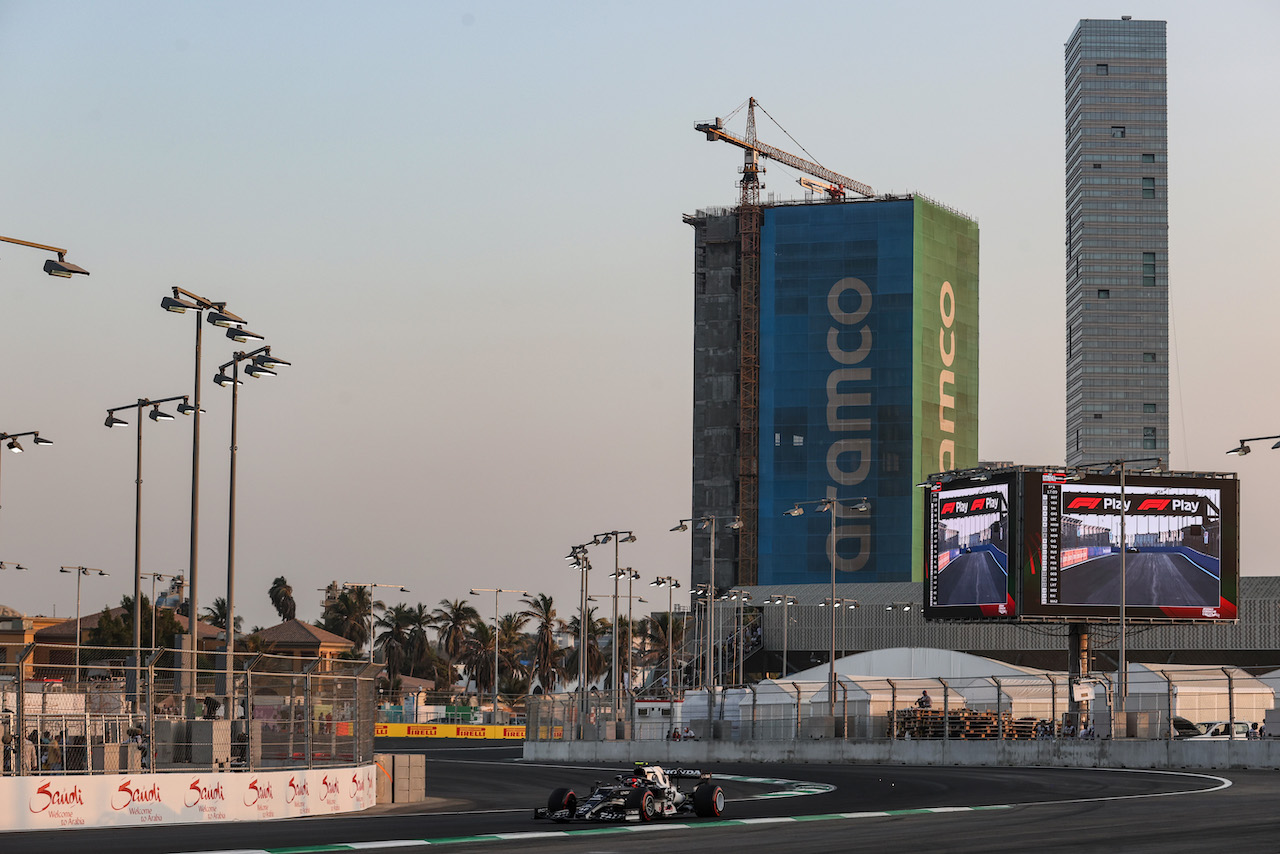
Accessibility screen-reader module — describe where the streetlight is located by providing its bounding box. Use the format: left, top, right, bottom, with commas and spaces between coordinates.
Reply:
105, 394, 191, 697
0, 234, 90, 277
671, 515, 742, 695
819, 598, 859, 660
1066, 457, 1161, 709
341, 582, 410, 664
616, 568, 643, 693
59, 566, 110, 682
723, 590, 753, 684
565, 543, 593, 730
214, 345, 291, 703
1225, 435, 1280, 456
649, 576, 681, 698
590, 530, 636, 707
0, 562, 29, 571
161, 286, 250, 683
0, 430, 53, 547
783, 497, 870, 720
764, 595, 797, 677
469, 588, 529, 723
143, 572, 181, 650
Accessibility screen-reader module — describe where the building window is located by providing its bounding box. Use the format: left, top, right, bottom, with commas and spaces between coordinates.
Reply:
1093, 163, 1102, 169
1143, 427, 1157, 450
1097, 289, 1110, 299
1093, 413, 1103, 419
1143, 352, 1156, 362
1143, 251, 1156, 286
1142, 177, 1155, 198
1142, 153, 1155, 162
1096, 64, 1109, 75
1144, 276, 1156, 287
1112, 126, 1126, 138
1143, 403, 1157, 413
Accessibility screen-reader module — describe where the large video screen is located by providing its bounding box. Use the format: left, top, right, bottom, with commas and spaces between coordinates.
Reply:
1021, 472, 1239, 621
925, 473, 1016, 619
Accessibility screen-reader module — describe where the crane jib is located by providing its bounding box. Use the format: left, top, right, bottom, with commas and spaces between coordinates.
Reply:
694, 122, 874, 199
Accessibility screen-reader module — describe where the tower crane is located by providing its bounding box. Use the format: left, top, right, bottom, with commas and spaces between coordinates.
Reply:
691, 98, 872, 585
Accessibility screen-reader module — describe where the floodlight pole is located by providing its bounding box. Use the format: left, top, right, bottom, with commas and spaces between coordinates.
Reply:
468, 587, 529, 723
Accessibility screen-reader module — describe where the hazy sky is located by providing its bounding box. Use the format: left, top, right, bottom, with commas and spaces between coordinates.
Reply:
1, 1, 1276, 633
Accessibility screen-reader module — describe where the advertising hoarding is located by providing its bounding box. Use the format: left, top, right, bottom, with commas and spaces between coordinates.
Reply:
924, 473, 1016, 619
1021, 471, 1239, 621
756, 197, 978, 586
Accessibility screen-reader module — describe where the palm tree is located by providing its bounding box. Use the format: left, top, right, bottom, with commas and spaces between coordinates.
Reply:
430, 598, 479, 665
268, 576, 296, 621
374, 603, 416, 685
642, 612, 685, 690
563, 606, 610, 687
460, 618, 497, 698
320, 587, 381, 655
200, 597, 244, 634
520, 592, 564, 692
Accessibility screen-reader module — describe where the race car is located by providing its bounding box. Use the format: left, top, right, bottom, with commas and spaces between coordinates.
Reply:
533, 762, 725, 823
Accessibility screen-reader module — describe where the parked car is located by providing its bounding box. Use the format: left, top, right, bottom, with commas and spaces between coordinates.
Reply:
1182, 720, 1253, 740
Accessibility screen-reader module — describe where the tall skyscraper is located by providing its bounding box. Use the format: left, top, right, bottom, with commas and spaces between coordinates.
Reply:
1065, 18, 1168, 467
688, 196, 979, 591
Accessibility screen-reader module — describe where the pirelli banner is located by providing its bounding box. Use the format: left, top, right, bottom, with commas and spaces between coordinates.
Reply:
0, 765, 377, 832
375, 723, 525, 739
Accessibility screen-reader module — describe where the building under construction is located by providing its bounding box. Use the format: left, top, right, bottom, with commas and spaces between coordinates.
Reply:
685, 99, 980, 594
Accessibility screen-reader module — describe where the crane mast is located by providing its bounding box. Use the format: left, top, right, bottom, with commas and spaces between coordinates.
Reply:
693, 99, 872, 586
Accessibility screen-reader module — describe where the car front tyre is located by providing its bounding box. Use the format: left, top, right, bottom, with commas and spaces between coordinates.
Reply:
692, 783, 724, 818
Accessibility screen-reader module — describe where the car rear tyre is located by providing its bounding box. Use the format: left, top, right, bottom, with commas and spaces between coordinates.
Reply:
547, 787, 576, 821
693, 783, 724, 817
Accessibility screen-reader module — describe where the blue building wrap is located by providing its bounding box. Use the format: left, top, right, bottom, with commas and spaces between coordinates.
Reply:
758, 200, 917, 585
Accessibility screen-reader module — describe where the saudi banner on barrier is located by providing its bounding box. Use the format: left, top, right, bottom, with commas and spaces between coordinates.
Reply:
1, 764, 377, 832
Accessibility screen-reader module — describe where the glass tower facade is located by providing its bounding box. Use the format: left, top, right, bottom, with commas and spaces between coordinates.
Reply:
1065, 18, 1169, 466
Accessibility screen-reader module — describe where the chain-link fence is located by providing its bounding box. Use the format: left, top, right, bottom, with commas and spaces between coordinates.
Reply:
1, 642, 377, 776
527, 665, 1277, 744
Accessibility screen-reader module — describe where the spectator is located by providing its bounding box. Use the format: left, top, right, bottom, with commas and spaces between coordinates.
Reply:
916, 690, 932, 709
1248, 722, 1261, 740
681, 725, 696, 740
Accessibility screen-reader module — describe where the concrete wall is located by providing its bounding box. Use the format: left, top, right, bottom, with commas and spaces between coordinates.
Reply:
526, 738, 1280, 771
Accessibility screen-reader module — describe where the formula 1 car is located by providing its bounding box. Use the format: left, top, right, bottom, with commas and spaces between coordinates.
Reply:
533, 762, 725, 823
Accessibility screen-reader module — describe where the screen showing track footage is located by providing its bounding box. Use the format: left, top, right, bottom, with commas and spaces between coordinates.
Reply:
926, 479, 1014, 617
1031, 474, 1239, 620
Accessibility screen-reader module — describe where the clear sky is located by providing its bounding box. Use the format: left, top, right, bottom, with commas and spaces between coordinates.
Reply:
0, 1, 1276, 633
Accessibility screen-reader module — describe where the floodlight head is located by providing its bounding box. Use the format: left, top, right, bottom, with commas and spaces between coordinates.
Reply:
161, 295, 198, 313
697, 519, 711, 531
1226, 443, 1250, 456
596, 534, 611, 545
851, 500, 870, 512
1272, 440, 1280, 450
818, 600, 827, 607
672, 580, 680, 589
227, 325, 264, 343
206, 310, 246, 328
149, 406, 175, 422
176, 401, 202, 415
670, 523, 688, 532
44, 258, 89, 278
32, 435, 53, 446
901, 603, 912, 612
727, 517, 744, 530
255, 353, 291, 369
245, 364, 277, 379
213, 371, 241, 387
104, 413, 128, 428
6, 439, 22, 453
620, 533, 636, 543
885, 604, 894, 611
784, 505, 804, 517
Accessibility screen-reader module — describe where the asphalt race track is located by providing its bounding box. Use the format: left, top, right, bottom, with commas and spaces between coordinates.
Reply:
937, 551, 1006, 605
6, 741, 1280, 853
1058, 552, 1219, 607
